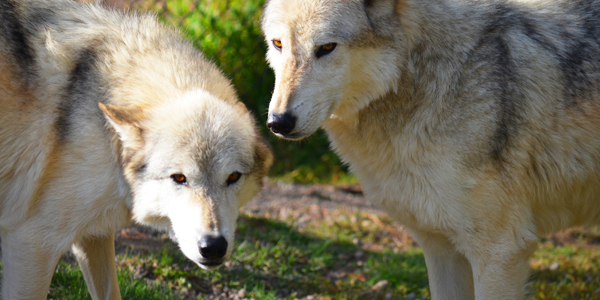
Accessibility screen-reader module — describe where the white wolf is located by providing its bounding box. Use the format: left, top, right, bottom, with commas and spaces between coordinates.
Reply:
262, 0, 600, 299
0, 0, 272, 298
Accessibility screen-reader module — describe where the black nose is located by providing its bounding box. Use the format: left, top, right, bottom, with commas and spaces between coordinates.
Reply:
199, 236, 228, 259
267, 113, 297, 135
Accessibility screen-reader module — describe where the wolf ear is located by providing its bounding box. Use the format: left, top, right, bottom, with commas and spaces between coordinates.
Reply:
363, 0, 400, 33
254, 137, 274, 178
232, 101, 249, 115
98, 103, 145, 147
363, 0, 399, 11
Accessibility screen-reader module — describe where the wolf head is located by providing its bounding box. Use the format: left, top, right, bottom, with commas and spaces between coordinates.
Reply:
262, 0, 402, 139
99, 90, 272, 269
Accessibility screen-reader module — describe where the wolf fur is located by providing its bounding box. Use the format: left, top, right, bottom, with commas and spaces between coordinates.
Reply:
0, 0, 273, 298
262, 0, 600, 298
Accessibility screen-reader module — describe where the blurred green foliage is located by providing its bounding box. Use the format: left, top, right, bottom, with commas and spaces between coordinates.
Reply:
134, 0, 356, 184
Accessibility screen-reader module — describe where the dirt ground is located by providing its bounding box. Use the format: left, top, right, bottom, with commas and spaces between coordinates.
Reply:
114, 178, 600, 252
113, 180, 416, 300
115, 179, 407, 253
112, 180, 600, 300
1, 179, 595, 299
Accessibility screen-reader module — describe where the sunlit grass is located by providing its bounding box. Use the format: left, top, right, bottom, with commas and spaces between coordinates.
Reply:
48, 260, 175, 300
42, 213, 427, 299
38, 214, 600, 299
529, 228, 600, 300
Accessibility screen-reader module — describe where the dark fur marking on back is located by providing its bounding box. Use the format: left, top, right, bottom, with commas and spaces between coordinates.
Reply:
560, 41, 594, 106
55, 48, 100, 142
28, 6, 58, 26
559, 0, 600, 106
0, 0, 36, 85
490, 36, 517, 162
520, 17, 558, 54
479, 3, 525, 163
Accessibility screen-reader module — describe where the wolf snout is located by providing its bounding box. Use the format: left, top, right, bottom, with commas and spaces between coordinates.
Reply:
267, 112, 297, 135
199, 236, 228, 259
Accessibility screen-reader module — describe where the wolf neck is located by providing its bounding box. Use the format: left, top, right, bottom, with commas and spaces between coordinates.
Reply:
330, 0, 478, 120
322, 0, 481, 199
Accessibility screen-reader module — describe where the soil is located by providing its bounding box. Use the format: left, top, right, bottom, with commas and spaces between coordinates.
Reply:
114, 180, 389, 252
112, 180, 406, 300
111, 180, 600, 300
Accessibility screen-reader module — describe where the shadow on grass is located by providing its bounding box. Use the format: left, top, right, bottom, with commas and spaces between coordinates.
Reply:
12, 216, 600, 299
20, 213, 428, 299
144, 215, 430, 299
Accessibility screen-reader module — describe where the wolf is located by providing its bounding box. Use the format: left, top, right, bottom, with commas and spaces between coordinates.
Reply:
262, 0, 600, 298
0, 0, 273, 298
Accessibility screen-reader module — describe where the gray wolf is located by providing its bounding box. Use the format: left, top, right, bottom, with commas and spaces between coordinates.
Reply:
0, 0, 272, 298
262, 0, 600, 298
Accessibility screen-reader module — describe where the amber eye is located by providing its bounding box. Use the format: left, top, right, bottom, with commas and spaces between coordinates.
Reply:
171, 174, 187, 184
272, 39, 283, 50
226, 172, 242, 186
323, 43, 335, 50
316, 43, 337, 58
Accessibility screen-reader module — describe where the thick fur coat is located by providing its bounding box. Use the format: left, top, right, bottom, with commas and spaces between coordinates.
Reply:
0, 0, 272, 298
262, 0, 600, 298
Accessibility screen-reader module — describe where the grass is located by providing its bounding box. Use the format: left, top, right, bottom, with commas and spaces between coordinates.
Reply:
529, 229, 600, 299
37, 211, 600, 300
49, 260, 176, 300
45, 212, 429, 300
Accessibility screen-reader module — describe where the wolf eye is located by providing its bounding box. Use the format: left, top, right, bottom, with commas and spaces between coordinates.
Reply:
316, 43, 337, 58
226, 172, 242, 186
171, 174, 187, 184
272, 39, 282, 51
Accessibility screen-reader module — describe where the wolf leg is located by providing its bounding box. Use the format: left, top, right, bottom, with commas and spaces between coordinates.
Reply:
1, 229, 64, 300
72, 232, 122, 300
412, 230, 475, 300
467, 234, 537, 300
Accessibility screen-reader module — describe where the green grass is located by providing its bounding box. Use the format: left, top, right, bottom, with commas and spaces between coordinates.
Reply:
529, 229, 600, 299
48, 260, 176, 300
34, 213, 600, 299
44, 213, 429, 300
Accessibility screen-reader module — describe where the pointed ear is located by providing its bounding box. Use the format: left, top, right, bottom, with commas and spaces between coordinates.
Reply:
232, 101, 249, 115
363, 0, 400, 12
254, 136, 274, 178
98, 103, 145, 147
363, 0, 401, 33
